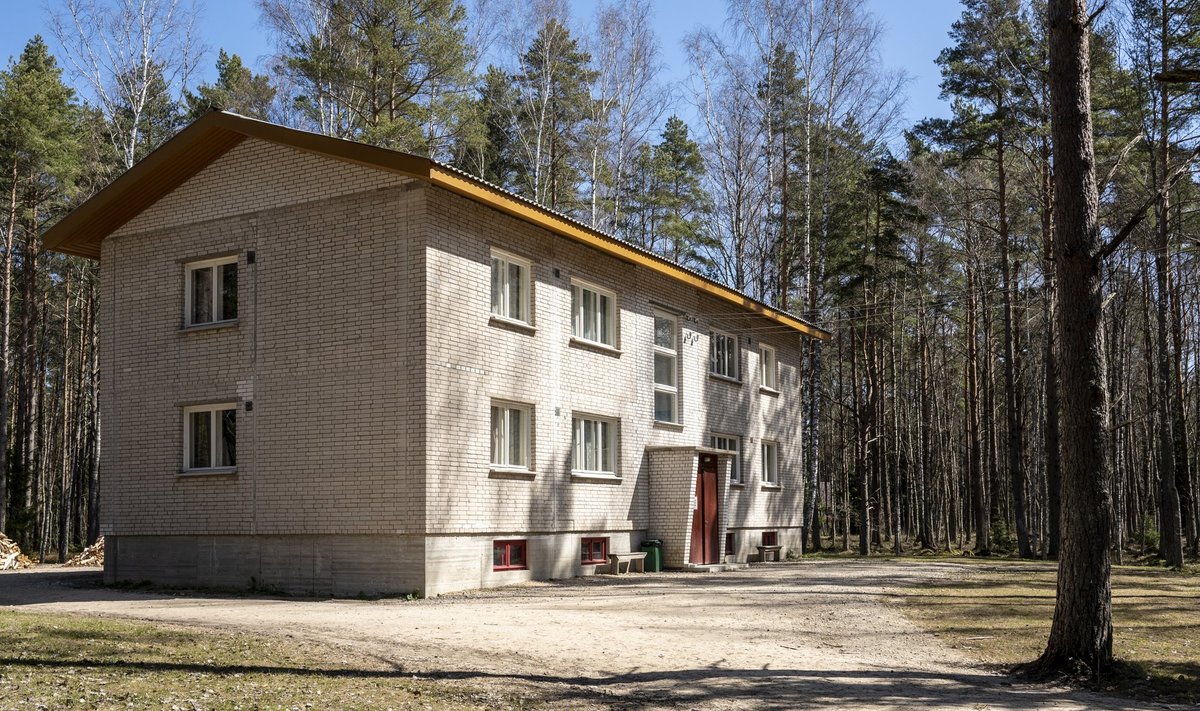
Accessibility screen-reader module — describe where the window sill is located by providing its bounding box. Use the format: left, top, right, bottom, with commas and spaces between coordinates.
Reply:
180, 319, 238, 333
489, 466, 536, 480
569, 337, 622, 356
653, 419, 684, 431
488, 314, 536, 334
730, 481, 745, 488
761, 483, 782, 491
709, 373, 742, 385
760, 386, 780, 397
178, 467, 237, 478
492, 566, 528, 572
571, 471, 622, 483
581, 559, 608, 566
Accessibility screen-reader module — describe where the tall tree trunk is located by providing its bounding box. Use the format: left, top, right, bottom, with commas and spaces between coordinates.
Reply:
997, 130, 1033, 558
1153, 19, 1184, 567
1028, 0, 1113, 674
0, 161, 16, 534
967, 266, 989, 554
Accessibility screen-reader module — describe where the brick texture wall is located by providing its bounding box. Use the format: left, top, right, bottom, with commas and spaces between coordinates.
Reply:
101, 138, 425, 540
98, 137, 811, 593
422, 186, 805, 575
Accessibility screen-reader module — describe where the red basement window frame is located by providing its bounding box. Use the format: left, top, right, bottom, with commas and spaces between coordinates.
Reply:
581, 537, 608, 565
493, 539, 528, 571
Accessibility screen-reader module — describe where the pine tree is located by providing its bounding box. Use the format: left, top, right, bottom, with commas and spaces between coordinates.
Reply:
269, 0, 473, 153
653, 116, 710, 270
185, 50, 277, 121
933, 0, 1039, 558
0, 37, 81, 541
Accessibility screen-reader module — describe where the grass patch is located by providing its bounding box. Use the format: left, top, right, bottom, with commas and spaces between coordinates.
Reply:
889, 561, 1200, 705
0, 611, 533, 710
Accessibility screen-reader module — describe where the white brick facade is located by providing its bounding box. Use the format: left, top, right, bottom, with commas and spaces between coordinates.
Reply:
95, 137, 815, 597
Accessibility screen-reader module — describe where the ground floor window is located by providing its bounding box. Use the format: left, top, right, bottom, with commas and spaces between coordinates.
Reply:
581, 537, 608, 565
762, 531, 778, 547
183, 403, 237, 471
725, 532, 736, 555
492, 539, 527, 571
572, 415, 617, 474
761, 440, 778, 485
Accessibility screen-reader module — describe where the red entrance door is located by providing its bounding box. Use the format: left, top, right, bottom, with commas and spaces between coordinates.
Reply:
689, 454, 720, 564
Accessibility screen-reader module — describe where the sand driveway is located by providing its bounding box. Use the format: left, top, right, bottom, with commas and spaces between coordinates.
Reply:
0, 558, 1165, 709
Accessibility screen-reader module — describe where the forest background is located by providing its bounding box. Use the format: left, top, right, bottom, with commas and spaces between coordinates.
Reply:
2, 0, 1199, 590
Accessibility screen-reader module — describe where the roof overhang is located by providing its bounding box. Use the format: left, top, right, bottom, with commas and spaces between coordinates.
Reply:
43, 111, 830, 340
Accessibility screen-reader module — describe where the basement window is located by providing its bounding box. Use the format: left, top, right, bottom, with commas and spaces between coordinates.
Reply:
493, 539, 528, 571
581, 537, 608, 565
185, 256, 237, 327
183, 403, 237, 472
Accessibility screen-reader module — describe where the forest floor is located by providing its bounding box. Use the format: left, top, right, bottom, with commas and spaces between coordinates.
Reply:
889, 557, 1200, 706
0, 559, 1191, 710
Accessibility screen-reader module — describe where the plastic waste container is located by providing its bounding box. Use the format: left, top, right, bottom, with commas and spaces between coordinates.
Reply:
640, 539, 663, 572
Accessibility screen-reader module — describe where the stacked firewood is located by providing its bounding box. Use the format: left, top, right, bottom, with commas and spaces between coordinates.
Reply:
64, 537, 105, 567
0, 533, 32, 570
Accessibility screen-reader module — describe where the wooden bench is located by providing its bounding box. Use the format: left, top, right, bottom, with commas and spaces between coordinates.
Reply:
608, 551, 648, 574
757, 544, 782, 562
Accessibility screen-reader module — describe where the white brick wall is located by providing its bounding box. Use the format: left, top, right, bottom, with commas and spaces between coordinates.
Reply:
99, 138, 813, 594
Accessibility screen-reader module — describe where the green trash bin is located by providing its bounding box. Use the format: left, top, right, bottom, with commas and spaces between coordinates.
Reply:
640, 539, 663, 572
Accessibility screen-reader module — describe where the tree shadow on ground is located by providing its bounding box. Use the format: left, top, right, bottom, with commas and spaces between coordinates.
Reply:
0, 655, 1134, 711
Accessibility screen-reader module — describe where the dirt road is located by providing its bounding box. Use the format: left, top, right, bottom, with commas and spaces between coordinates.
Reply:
0, 559, 1164, 709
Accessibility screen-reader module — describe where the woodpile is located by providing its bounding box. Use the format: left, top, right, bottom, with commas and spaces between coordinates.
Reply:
64, 537, 104, 567
0, 532, 33, 570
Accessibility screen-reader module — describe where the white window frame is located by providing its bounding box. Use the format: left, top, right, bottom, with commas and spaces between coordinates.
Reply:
182, 403, 237, 472
760, 344, 778, 390
710, 329, 738, 380
572, 415, 618, 476
761, 440, 779, 486
571, 279, 617, 348
652, 311, 679, 423
490, 249, 531, 325
184, 255, 238, 327
710, 433, 743, 484
490, 401, 532, 470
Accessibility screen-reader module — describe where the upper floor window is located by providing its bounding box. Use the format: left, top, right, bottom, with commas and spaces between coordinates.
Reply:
653, 311, 678, 422
185, 256, 237, 326
761, 440, 779, 485
760, 344, 778, 390
573, 415, 617, 475
490, 250, 530, 324
490, 402, 531, 470
571, 280, 616, 347
184, 403, 236, 471
710, 330, 738, 379
710, 433, 742, 484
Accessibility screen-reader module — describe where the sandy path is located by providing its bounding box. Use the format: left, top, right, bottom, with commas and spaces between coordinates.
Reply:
0, 559, 1170, 709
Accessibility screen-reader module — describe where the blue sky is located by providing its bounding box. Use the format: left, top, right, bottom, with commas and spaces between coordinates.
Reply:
3, 0, 963, 128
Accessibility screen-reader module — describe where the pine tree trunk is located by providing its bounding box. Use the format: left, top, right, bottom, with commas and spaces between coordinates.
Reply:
1027, 0, 1114, 674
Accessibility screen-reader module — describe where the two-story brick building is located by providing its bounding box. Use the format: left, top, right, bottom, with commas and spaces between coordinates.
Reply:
44, 111, 829, 597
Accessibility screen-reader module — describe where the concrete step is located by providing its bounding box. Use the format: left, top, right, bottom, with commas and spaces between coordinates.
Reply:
679, 562, 750, 573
